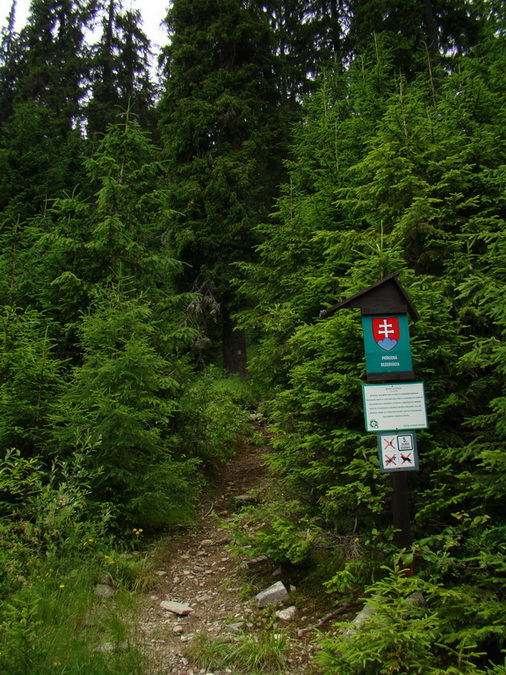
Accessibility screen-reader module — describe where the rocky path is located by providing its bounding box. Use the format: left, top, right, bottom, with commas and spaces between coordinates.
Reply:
138, 422, 325, 674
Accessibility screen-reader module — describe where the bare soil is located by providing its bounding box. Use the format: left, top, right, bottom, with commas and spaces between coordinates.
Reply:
137, 422, 331, 674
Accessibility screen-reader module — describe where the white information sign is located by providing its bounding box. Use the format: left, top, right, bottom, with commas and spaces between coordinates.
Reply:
363, 382, 428, 432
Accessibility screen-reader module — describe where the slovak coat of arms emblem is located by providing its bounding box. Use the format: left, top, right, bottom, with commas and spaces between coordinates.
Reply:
372, 317, 400, 351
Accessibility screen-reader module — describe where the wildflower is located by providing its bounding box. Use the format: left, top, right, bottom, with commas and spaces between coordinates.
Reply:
59, 584, 65, 589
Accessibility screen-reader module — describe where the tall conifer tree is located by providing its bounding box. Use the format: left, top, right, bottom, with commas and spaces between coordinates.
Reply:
14, 0, 98, 129
0, 1, 23, 127
266, 0, 346, 107
0, 0, 96, 220
158, 0, 287, 373
346, 0, 484, 76
87, 0, 155, 138
45, 116, 199, 527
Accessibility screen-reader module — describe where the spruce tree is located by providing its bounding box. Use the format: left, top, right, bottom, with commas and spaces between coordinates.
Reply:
0, 0, 95, 221
87, 0, 156, 138
346, 0, 485, 76
20, 111, 182, 339
14, 0, 98, 131
265, 0, 346, 107
0, 0, 23, 127
158, 0, 287, 373
237, 24, 506, 657
0, 101, 84, 220
0, 305, 64, 458
51, 287, 199, 529
236, 48, 396, 390
45, 115, 198, 527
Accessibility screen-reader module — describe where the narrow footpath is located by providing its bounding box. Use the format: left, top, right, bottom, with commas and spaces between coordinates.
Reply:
137, 421, 327, 674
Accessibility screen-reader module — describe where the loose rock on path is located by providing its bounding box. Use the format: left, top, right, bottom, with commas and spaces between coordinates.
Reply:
138, 422, 324, 674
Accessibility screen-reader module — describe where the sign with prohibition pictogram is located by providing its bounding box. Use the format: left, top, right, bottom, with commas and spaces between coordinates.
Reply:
319, 272, 426, 562
377, 431, 419, 472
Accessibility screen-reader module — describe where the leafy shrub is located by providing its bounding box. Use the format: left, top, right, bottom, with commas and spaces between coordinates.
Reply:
0, 445, 111, 593
0, 445, 145, 674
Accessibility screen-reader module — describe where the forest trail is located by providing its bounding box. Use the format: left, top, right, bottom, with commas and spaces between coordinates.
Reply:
137, 420, 325, 674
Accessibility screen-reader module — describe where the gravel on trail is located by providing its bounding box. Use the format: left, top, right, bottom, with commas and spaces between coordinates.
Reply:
138, 424, 326, 674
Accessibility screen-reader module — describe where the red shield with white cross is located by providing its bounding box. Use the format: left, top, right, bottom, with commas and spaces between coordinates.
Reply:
372, 317, 400, 351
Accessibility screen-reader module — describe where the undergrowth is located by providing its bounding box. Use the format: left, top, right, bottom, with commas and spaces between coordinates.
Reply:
227, 445, 506, 674
316, 564, 506, 675
185, 627, 289, 674
0, 446, 146, 673
0, 369, 255, 672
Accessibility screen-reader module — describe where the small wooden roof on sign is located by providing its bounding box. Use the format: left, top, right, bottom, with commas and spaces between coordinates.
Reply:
319, 271, 420, 321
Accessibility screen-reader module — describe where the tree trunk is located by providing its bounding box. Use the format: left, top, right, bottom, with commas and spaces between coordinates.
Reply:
420, 0, 440, 62
222, 307, 248, 376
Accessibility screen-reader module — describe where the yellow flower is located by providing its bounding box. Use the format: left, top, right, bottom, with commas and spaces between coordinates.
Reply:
59, 584, 65, 589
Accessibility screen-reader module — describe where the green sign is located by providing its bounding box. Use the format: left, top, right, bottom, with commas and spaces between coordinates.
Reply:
362, 314, 413, 379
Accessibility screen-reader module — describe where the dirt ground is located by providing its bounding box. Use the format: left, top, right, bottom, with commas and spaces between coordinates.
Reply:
137, 421, 333, 674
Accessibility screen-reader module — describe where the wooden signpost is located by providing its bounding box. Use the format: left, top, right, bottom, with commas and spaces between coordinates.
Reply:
320, 272, 427, 568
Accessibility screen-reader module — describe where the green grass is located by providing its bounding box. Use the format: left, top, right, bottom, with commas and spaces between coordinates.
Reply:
0, 554, 147, 675
185, 628, 289, 674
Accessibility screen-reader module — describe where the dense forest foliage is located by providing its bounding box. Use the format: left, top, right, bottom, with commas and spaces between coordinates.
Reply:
1, 0, 505, 671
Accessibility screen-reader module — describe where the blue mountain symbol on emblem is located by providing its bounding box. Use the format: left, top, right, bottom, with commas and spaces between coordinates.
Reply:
377, 338, 398, 351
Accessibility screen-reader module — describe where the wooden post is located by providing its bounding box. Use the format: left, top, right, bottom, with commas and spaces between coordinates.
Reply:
391, 471, 414, 575
319, 272, 423, 577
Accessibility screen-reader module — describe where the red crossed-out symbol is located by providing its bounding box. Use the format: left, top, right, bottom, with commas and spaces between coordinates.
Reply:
385, 454, 397, 466
400, 453, 413, 464
383, 437, 396, 451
